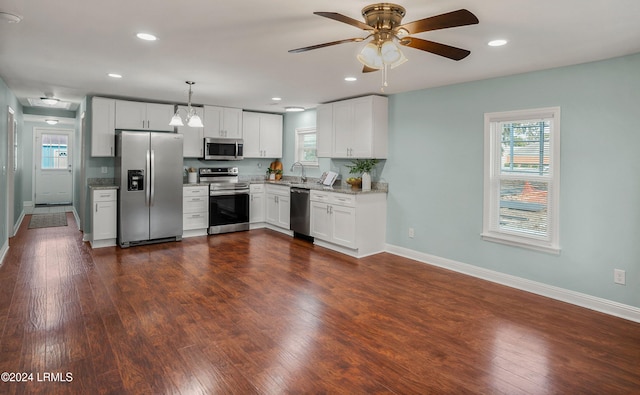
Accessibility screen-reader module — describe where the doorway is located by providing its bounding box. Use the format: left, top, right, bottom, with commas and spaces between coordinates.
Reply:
6, 107, 16, 236
33, 128, 74, 205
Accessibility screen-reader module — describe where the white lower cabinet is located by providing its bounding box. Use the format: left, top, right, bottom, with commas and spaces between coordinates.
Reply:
91, 188, 117, 248
265, 184, 291, 235
310, 190, 386, 258
250, 184, 266, 228
183, 185, 209, 237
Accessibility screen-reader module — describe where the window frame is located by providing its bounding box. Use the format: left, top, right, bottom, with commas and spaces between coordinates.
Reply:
294, 126, 318, 167
482, 107, 561, 254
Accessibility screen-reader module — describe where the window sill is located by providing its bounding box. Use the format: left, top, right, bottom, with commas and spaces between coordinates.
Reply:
481, 232, 560, 255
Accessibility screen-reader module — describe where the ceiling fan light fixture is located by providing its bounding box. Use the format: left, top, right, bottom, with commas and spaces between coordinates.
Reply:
0, 11, 22, 23
380, 40, 402, 65
357, 42, 383, 69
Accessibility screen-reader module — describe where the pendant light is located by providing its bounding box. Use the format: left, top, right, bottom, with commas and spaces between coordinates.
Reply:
169, 81, 204, 128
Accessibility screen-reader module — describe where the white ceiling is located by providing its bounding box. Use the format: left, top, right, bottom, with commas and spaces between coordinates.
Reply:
1, 0, 639, 114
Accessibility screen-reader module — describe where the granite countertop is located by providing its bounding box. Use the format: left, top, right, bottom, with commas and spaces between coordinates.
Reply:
89, 185, 118, 190
248, 177, 388, 195
88, 178, 118, 190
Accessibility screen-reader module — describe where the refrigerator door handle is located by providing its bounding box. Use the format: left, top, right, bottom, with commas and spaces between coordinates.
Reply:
145, 149, 151, 207
150, 150, 156, 207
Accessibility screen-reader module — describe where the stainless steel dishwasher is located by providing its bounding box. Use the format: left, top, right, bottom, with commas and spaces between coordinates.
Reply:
290, 187, 312, 238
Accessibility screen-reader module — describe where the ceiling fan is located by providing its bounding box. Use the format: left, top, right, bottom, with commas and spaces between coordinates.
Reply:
289, 3, 479, 75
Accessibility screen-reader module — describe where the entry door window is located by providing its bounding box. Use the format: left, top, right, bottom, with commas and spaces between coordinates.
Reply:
41, 133, 69, 170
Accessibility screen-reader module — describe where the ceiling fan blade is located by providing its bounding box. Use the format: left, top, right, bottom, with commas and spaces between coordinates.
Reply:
398, 9, 478, 35
314, 12, 374, 31
400, 37, 471, 61
362, 65, 379, 73
289, 38, 364, 53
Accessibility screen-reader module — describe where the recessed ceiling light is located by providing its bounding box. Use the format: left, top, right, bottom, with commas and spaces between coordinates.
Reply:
45, 119, 59, 125
344, 76, 357, 82
285, 107, 305, 112
488, 39, 508, 47
0, 11, 22, 23
108, 73, 123, 79
136, 32, 157, 41
272, 97, 282, 101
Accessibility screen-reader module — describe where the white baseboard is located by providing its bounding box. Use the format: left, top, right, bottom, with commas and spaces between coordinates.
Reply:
385, 243, 640, 323
13, 210, 25, 236
72, 207, 81, 230
0, 240, 8, 268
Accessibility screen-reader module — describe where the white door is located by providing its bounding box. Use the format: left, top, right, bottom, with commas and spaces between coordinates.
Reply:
34, 128, 73, 205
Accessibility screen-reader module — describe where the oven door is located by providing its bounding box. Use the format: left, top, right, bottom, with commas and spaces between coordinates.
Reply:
208, 190, 250, 234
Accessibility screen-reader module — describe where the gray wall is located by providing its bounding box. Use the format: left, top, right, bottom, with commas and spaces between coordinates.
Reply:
383, 53, 640, 307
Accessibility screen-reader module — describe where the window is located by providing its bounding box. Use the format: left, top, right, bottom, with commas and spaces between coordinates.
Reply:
483, 107, 560, 253
40, 133, 69, 170
294, 127, 318, 166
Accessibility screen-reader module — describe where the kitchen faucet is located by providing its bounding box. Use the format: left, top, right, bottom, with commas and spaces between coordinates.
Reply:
290, 161, 306, 182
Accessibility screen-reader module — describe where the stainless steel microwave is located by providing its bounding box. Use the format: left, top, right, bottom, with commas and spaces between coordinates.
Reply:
203, 138, 243, 160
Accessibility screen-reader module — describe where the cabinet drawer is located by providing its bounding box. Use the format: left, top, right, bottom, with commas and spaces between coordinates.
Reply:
330, 193, 356, 207
183, 186, 208, 197
184, 197, 208, 213
310, 190, 331, 202
183, 213, 208, 230
93, 189, 116, 202
265, 184, 289, 196
250, 183, 265, 193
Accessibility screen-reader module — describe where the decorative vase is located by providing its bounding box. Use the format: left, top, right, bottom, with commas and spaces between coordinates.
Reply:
361, 172, 371, 191
188, 172, 197, 183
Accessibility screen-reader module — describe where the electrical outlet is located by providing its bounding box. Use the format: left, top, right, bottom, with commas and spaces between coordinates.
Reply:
408, 228, 415, 238
614, 269, 626, 285
101, 166, 108, 174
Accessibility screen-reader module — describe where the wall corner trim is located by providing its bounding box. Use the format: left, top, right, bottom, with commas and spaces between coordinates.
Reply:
385, 243, 640, 323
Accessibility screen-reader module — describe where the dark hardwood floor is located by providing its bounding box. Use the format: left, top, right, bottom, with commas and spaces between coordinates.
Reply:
1, 212, 639, 394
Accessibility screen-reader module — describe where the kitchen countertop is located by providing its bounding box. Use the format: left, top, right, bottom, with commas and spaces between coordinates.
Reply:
183, 176, 388, 195
89, 185, 118, 190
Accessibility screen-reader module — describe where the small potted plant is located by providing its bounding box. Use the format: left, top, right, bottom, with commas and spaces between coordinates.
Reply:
266, 167, 283, 181
347, 159, 378, 191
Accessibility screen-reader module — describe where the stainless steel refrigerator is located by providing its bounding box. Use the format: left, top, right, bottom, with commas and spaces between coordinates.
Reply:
115, 131, 183, 247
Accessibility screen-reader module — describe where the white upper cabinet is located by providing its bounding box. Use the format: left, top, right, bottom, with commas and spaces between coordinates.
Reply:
242, 112, 283, 158
317, 95, 388, 159
203, 105, 243, 139
91, 97, 116, 157
176, 106, 204, 158
316, 103, 332, 158
115, 100, 174, 131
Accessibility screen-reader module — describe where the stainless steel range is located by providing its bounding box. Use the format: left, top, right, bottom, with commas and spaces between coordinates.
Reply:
199, 167, 250, 234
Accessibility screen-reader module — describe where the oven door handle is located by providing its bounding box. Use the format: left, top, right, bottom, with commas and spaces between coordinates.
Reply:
209, 190, 250, 196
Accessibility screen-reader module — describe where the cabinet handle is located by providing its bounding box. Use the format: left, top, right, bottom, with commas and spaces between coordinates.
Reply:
95, 203, 98, 212
110, 146, 113, 156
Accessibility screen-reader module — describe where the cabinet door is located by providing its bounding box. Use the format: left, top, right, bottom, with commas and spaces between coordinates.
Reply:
94, 200, 116, 240
350, 97, 374, 158
265, 193, 279, 224
91, 97, 115, 157
145, 103, 175, 131
260, 113, 283, 158
177, 106, 204, 157
310, 201, 331, 240
250, 193, 265, 223
332, 101, 353, 158
316, 103, 332, 158
242, 112, 262, 157
223, 107, 243, 138
115, 100, 147, 130
203, 106, 223, 137
277, 194, 290, 228
331, 204, 356, 248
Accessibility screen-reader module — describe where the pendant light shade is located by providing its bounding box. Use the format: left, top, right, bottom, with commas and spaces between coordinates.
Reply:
170, 81, 204, 128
